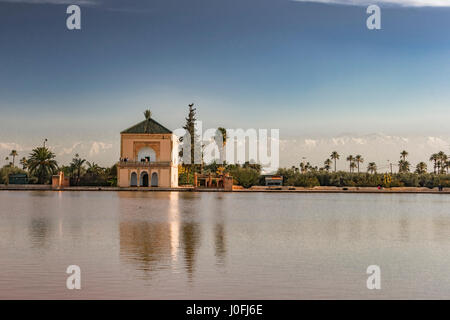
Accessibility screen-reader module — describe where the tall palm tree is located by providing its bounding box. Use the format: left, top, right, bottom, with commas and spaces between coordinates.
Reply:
398, 159, 410, 173
216, 127, 227, 164
324, 158, 332, 172
346, 155, 354, 172
441, 154, 448, 174
350, 161, 357, 173
330, 151, 340, 172
400, 150, 408, 161
27, 147, 58, 184
9, 150, 18, 167
217, 127, 227, 145
299, 161, 307, 173
20, 157, 28, 170
367, 162, 377, 174
415, 162, 427, 174
437, 151, 447, 174
429, 153, 438, 174
355, 154, 364, 173
71, 154, 86, 185
143, 109, 152, 133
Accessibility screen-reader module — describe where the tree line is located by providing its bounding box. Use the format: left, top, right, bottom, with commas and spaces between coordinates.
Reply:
1, 147, 117, 186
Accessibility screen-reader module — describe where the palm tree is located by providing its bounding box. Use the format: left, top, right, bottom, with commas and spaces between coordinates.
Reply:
400, 150, 408, 161
429, 153, 438, 174
355, 155, 364, 173
441, 154, 448, 174
217, 127, 227, 145
305, 162, 312, 172
143, 109, 152, 133
367, 162, 377, 174
330, 151, 340, 172
9, 150, 18, 167
350, 161, 357, 173
86, 161, 102, 175
20, 157, 28, 170
299, 162, 306, 173
346, 155, 354, 172
437, 151, 447, 174
445, 160, 450, 174
216, 127, 227, 164
324, 158, 332, 172
71, 154, 86, 185
398, 159, 410, 173
415, 162, 427, 174
27, 147, 58, 184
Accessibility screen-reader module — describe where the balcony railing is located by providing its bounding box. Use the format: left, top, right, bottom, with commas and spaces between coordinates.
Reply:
117, 160, 172, 168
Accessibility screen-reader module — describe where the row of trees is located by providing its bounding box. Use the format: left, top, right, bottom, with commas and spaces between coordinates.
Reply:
1, 147, 116, 186
299, 150, 450, 175
1, 147, 58, 184
275, 170, 450, 188
182, 159, 450, 189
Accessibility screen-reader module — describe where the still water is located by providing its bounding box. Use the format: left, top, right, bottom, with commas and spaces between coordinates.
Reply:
0, 191, 449, 299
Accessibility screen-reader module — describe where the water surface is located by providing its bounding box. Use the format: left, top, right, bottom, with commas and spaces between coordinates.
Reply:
0, 191, 449, 299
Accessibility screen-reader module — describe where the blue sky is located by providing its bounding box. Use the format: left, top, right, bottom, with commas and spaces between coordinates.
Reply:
1, 0, 450, 168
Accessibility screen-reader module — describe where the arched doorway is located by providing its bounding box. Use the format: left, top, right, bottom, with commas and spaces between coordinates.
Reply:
130, 172, 137, 187
151, 172, 158, 187
137, 147, 157, 163
140, 172, 149, 187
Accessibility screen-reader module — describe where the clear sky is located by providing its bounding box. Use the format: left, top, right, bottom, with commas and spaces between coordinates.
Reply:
1, 0, 450, 170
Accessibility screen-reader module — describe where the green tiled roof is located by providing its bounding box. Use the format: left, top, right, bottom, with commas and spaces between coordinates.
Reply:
121, 119, 172, 134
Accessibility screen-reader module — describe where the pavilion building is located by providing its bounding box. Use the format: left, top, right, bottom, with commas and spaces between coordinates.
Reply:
117, 117, 178, 188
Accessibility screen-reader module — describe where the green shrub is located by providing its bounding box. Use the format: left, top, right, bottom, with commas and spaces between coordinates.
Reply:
229, 167, 260, 188
286, 173, 320, 187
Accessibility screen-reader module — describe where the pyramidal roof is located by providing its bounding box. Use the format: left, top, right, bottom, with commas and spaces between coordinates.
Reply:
121, 118, 172, 134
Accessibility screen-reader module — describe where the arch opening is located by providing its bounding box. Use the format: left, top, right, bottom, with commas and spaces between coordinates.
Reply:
137, 147, 157, 163
140, 171, 149, 187
151, 172, 158, 187
130, 172, 137, 187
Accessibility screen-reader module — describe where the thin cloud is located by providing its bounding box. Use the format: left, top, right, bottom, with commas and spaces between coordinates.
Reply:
58, 142, 82, 156
89, 141, 112, 157
292, 0, 450, 7
0, 142, 24, 151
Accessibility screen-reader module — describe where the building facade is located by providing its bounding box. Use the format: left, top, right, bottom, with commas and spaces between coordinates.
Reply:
117, 118, 178, 188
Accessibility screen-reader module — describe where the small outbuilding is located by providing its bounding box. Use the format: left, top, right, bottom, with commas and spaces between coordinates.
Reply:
8, 174, 28, 185
265, 175, 283, 187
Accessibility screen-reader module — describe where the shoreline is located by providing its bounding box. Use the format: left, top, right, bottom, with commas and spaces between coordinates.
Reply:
0, 184, 448, 194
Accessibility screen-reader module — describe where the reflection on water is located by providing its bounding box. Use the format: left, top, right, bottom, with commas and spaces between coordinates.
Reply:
214, 224, 226, 266
28, 218, 52, 248
120, 221, 172, 273
1, 191, 450, 299
181, 221, 200, 279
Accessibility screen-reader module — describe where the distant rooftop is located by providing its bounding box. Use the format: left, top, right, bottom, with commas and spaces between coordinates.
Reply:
121, 118, 172, 134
